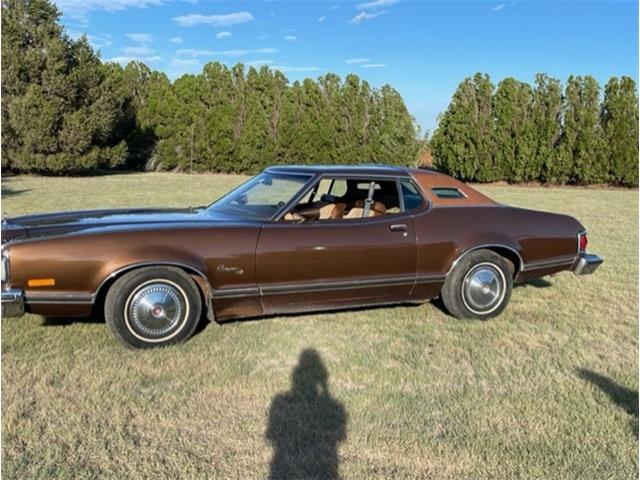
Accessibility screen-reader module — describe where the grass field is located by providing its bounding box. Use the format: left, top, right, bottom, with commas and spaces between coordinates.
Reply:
1, 173, 638, 479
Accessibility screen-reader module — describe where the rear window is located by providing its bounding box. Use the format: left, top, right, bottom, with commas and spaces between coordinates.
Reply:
431, 187, 465, 199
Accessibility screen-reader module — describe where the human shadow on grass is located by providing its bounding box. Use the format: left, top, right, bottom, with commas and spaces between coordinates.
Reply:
1, 177, 31, 199
577, 368, 638, 437
266, 349, 347, 480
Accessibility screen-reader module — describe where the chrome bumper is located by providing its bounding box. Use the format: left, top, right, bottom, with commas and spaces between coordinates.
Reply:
573, 253, 603, 276
1, 288, 25, 317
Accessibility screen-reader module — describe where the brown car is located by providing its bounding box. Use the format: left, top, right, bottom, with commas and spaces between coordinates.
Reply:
1, 165, 602, 349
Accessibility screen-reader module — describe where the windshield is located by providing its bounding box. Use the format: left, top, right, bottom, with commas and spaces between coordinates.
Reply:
207, 172, 312, 220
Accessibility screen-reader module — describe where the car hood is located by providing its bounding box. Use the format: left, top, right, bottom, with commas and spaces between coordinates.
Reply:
1, 207, 243, 244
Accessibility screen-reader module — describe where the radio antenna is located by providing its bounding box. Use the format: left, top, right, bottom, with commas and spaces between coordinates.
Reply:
189, 123, 194, 213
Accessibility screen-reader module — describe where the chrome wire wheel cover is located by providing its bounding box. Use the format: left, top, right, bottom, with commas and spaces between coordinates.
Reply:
461, 262, 506, 315
124, 279, 190, 342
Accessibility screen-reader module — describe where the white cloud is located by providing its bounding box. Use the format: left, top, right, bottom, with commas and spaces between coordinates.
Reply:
68, 32, 112, 48
350, 10, 386, 24
245, 59, 274, 66
317, 15, 326, 22
107, 55, 162, 64
356, 0, 398, 10
284, 35, 297, 41
171, 58, 200, 67
216, 31, 232, 39
271, 65, 322, 73
361, 63, 386, 68
493, 3, 505, 10
126, 33, 153, 44
122, 46, 155, 56
173, 12, 254, 27
176, 47, 278, 58
176, 48, 214, 57
170, 36, 184, 44
54, 0, 163, 19
345, 57, 370, 64
330, 5, 339, 10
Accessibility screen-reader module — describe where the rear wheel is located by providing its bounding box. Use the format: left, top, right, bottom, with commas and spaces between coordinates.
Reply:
105, 267, 202, 349
441, 249, 513, 320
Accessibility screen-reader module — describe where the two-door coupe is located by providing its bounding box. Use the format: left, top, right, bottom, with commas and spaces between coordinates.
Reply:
1, 165, 602, 349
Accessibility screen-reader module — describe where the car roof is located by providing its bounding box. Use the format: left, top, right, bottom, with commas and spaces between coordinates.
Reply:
265, 164, 415, 177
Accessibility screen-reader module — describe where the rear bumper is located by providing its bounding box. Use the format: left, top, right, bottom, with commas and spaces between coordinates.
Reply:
1, 288, 25, 317
572, 253, 603, 275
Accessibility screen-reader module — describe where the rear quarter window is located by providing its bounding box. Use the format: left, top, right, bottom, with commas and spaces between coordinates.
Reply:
431, 187, 466, 199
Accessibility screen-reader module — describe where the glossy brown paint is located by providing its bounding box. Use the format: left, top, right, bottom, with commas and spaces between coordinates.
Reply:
1, 166, 586, 321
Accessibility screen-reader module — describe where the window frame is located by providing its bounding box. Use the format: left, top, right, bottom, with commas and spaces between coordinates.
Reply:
272, 173, 429, 223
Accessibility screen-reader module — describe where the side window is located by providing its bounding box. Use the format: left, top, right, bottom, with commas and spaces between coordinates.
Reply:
401, 180, 425, 212
283, 177, 403, 222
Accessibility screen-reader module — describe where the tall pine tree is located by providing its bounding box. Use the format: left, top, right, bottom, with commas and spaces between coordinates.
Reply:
431, 73, 495, 181
2, 0, 127, 172
558, 75, 608, 184
492, 78, 536, 182
601, 76, 639, 186
531, 74, 563, 182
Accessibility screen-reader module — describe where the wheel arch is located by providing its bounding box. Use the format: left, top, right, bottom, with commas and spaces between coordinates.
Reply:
447, 244, 523, 279
93, 261, 215, 322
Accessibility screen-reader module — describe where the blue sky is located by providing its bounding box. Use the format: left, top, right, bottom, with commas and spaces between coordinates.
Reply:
56, 0, 639, 133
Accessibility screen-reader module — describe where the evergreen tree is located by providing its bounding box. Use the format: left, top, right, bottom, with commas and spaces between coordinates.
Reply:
531, 74, 563, 182
492, 78, 536, 182
601, 76, 639, 186
2, 0, 127, 173
431, 73, 495, 181
370, 85, 419, 166
558, 75, 608, 184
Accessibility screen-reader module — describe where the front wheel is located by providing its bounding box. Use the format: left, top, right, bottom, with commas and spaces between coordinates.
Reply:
105, 267, 202, 349
441, 249, 513, 320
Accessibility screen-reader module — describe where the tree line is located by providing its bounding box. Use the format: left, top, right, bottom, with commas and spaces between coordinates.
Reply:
2, 0, 638, 186
430, 73, 638, 186
1, 0, 418, 175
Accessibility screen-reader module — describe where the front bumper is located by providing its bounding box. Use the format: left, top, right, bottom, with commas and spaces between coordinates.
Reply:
572, 253, 603, 275
1, 288, 25, 318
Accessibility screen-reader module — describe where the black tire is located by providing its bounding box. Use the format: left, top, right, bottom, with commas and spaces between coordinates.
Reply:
441, 249, 513, 320
105, 266, 202, 349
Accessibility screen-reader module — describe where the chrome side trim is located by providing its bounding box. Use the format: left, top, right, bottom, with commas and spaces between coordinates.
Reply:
521, 255, 578, 272
212, 286, 261, 299
447, 244, 524, 276
212, 274, 444, 299
26, 292, 94, 304
262, 276, 416, 295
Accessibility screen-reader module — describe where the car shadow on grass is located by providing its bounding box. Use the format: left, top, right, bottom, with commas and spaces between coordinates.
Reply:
515, 277, 552, 289
577, 368, 639, 438
266, 349, 347, 480
429, 278, 553, 316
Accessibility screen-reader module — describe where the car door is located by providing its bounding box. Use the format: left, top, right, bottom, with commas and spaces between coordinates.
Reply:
255, 176, 417, 314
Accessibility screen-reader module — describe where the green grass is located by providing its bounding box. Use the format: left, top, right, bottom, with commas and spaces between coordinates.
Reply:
1, 173, 638, 479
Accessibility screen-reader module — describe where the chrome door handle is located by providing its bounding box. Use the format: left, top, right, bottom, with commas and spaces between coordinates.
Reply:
389, 224, 407, 232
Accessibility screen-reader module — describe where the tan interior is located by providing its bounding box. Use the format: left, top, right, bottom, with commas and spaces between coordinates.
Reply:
344, 201, 386, 219
318, 203, 346, 220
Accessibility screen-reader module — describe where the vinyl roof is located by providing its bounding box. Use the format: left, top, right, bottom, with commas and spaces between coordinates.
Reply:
265, 164, 422, 177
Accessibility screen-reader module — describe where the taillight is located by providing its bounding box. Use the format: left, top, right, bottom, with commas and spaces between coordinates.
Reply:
578, 232, 588, 252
